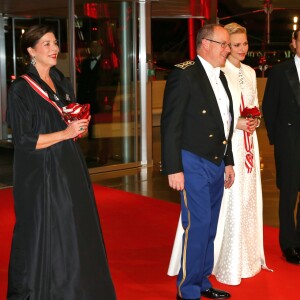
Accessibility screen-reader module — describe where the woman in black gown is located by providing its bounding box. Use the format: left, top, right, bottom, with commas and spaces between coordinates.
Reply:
6, 24, 117, 300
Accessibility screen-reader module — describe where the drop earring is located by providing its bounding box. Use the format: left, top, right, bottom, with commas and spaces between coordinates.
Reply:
31, 56, 36, 66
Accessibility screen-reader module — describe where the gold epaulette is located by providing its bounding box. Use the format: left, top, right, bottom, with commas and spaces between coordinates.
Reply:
174, 60, 195, 69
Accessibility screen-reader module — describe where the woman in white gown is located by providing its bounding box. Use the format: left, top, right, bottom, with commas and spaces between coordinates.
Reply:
212, 22, 269, 285
168, 22, 269, 285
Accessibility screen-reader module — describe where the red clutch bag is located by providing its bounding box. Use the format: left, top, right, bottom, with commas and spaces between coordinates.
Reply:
62, 103, 90, 124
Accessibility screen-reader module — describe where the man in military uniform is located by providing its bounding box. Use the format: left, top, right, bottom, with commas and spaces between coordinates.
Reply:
161, 24, 235, 300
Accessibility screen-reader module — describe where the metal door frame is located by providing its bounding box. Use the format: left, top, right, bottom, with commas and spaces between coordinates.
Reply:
0, 16, 7, 140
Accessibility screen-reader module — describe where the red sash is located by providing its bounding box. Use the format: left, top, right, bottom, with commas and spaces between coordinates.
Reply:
239, 94, 254, 173
21, 75, 67, 124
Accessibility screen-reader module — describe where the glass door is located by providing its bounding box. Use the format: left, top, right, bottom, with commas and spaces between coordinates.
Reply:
74, 1, 139, 170
0, 0, 140, 188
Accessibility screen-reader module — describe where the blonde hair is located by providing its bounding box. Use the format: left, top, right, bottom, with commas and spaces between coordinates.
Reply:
224, 22, 247, 35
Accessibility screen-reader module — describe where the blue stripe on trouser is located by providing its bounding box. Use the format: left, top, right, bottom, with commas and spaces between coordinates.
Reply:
177, 150, 225, 299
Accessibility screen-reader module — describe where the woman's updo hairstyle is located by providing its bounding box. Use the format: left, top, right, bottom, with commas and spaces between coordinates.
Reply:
224, 22, 247, 35
20, 24, 56, 62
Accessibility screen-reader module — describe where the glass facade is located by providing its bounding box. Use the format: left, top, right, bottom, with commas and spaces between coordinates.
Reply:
0, 1, 144, 185
75, 1, 138, 169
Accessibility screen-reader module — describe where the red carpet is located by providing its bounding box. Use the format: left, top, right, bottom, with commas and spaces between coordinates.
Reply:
1, 186, 300, 300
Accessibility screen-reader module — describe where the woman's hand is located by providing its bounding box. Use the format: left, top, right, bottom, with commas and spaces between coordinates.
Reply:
236, 117, 259, 134
77, 115, 91, 138
65, 117, 90, 139
36, 117, 91, 149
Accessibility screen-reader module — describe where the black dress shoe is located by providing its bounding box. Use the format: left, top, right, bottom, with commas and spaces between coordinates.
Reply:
283, 248, 300, 265
201, 288, 231, 299
176, 295, 199, 300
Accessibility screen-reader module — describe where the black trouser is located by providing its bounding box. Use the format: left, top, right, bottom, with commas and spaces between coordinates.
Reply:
275, 126, 300, 250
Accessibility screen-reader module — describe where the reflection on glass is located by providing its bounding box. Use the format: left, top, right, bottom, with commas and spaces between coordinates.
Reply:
75, 1, 137, 168
1, 1, 138, 172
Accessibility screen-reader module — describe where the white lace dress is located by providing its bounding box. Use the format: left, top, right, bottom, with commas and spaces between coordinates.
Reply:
167, 60, 269, 285
212, 59, 268, 285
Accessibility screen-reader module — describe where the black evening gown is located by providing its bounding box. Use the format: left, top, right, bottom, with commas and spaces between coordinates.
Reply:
6, 65, 117, 300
